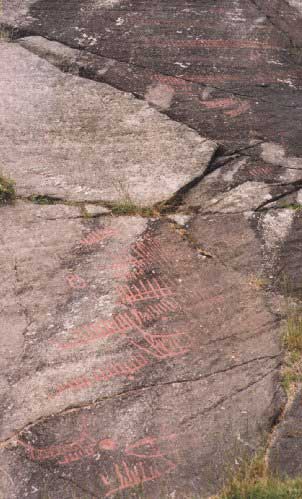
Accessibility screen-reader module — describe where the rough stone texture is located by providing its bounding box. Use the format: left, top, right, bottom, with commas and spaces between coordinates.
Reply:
269, 389, 302, 478
0, 42, 216, 206
0, 202, 283, 498
1, 0, 302, 497
4, 0, 302, 154
84, 205, 111, 217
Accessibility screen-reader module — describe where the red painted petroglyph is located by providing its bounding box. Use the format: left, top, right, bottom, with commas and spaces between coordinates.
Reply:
225, 101, 251, 117
118, 278, 175, 305
155, 73, 293, 86
18, 423, 179, 494
249, 166, 274, 176
125, 434, 177, 458
66, 274, 87, 289
98, 238, 170, 279
200, 98, 251, 118
99, 259, 145, 277
145, 39, 277, 49
50, 328, 191, 396
100, 434, 178, 497
80, 227, 117, 246
101, 458, 176, 497
17, 418, 98, 465
132, 238, 169, 264
50, 353, 149, 397
201, 98, 237, 110
52, 297, 179, 349
129, 330, 192, 360
154, 75, 189, 87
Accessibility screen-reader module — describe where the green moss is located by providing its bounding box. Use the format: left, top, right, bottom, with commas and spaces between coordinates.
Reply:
28, 195, 62, 205
0, 174, 15, 204
280, 203, 302, 211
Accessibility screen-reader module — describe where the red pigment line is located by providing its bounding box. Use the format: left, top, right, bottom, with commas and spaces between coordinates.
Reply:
119, 278, 175, 304
80, 228, 116, 246
143, 38, 278, 49
201, 98, 237, 109
104, 462, 161, 497
224, 101, 251, 117
18, 431, 99, 464
55, 320, 131, 350
132, 240, 164, 261
54, 296, 179, 349
51, 354, 149, 397
132, 283, 145, 300
154, 74, 279, 85
249, 166, 273, 175
66, 274, 87, 289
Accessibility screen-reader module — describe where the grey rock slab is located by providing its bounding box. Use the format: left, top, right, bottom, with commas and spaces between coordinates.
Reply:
167, 213, 192, 227
182, 155, 289, 210
1, 0, 121, 25
0, 42, 216, 206
0, 0, 36, 25
261, 142, 302, 170
189, 207, 297, 290
268, 210, 302, 298
288, 0, 302, 16
7, 0, 302, 155
0, 203, 283, 497
203, 181, 272, 214
2, 368, 282, 498
84, 204, 111, 217
0, 201, 148, 438
189, 212, 264, 277
269, 389, 302, 478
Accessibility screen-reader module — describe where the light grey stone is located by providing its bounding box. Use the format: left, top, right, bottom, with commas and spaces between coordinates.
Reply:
0, 42, 217, 206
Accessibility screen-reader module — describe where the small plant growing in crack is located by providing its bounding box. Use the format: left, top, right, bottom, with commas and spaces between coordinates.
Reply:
280, 274, 302, 394
217, 450, 302, 499
0, 27, 14, 43
280, 203, 302, 212
111, 179, 158, 217
0, 173, 16, 204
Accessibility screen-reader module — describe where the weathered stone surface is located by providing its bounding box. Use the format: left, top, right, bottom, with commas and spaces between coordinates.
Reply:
268, 210, 302, 297
0, 201, 283, 497
269, 389, 302, 478
184, 151, 302, 211
84, 204, 111, 217
5, 0, 302, 153
1, 0, 302, 496
0, 42, 216, 206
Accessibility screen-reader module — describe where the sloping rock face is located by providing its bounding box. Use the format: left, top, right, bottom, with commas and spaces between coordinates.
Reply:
0, 42, 216, 206
0, 201, 284, 498
3, 0, 302, 153
0, 1, 302, 498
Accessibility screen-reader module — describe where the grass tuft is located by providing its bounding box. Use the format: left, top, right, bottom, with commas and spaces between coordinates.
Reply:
283, 314, 302, 352
0, 174, 16, 204
280, 203, 302, 212
110, 199, 156, 217
112, 179, 160, 217
0, 28, 13, 42
219, 453, 302, 499
221, 476, 302, 499
279, 274, 302, 393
